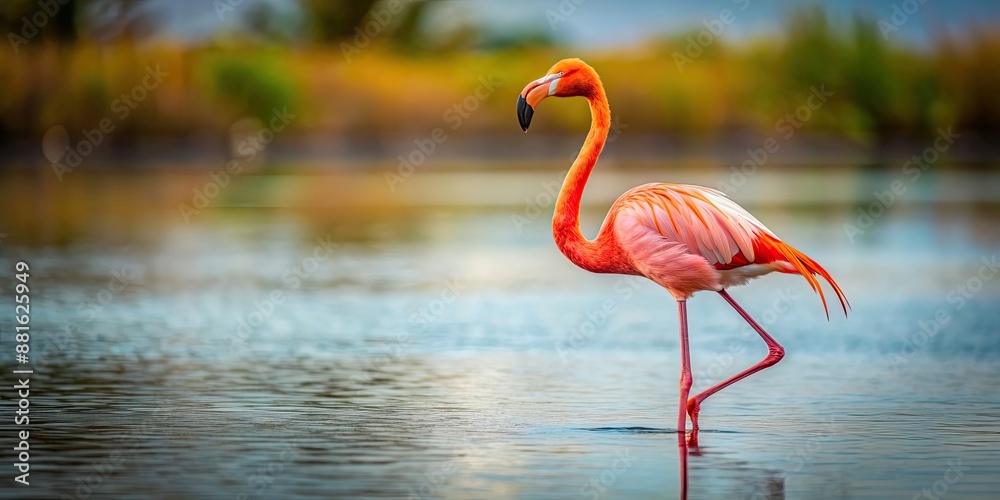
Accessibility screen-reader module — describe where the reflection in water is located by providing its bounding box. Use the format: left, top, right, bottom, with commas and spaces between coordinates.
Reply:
684, 429, 792, 500
0, 176, 999, 498
680, 432, 689, 499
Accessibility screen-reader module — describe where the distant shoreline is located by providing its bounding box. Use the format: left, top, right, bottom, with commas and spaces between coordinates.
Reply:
3, 132, 1000, 171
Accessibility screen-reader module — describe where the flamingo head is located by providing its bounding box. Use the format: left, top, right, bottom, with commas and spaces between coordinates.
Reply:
516, 58, 600, 132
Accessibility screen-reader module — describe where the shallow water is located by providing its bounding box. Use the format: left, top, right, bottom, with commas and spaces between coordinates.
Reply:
1, 195, 999, 498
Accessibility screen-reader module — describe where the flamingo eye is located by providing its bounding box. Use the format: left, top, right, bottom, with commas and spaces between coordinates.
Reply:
548, 73, 564, 95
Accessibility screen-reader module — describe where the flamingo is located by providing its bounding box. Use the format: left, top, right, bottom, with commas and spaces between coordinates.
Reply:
516, 58, 848, 432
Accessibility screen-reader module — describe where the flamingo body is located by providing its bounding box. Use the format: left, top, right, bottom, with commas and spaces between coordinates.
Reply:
593, 182, 846, 311
517, 58, 848, 432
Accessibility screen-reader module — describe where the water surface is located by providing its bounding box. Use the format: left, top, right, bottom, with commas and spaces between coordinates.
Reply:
1, 174, 998, 499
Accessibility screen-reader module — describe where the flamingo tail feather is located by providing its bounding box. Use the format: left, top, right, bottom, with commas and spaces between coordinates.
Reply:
758, 235, 849, 319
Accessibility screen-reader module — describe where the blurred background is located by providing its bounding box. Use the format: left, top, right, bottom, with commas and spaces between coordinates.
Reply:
2, 0, 999, 230
1, 0, 999, 498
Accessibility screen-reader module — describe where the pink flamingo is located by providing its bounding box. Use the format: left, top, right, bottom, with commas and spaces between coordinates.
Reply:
516, 58, 848, 432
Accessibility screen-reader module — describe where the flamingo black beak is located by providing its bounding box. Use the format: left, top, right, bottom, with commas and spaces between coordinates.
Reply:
516, 94, 533, 132
517, 73, 562, 132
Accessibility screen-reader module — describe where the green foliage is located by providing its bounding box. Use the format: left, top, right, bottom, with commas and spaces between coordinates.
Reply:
843, 16, 897, 138
782, 7, 842, 93
300, 0, 380, 43
775, 8, 971, 141
1, 4, 998, 145
203, 53, 295, 123
78, 72, 110, 120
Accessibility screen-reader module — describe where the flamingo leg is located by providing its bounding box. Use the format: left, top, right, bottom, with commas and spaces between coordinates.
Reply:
677, 299, 693, 433
677, 431, 689, 500
686, 289, 785, 430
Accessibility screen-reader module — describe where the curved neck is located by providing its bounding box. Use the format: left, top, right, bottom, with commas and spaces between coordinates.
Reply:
552, 84, 611, 272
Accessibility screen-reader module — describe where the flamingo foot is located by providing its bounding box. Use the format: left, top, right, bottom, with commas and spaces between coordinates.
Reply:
686, 397, 700, 430
686, 429, 699, 448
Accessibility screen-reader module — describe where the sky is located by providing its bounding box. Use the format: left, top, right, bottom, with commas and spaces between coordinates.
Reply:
146, 0, 1000, 48
441, 0, 1000, 48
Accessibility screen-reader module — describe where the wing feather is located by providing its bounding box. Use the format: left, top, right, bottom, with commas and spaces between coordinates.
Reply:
614, 183, 849, 316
